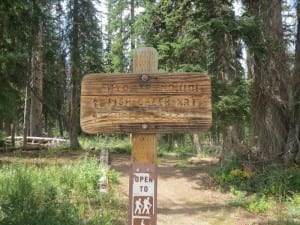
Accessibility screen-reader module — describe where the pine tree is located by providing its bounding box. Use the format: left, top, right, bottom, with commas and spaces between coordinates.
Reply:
0, 0, 34, 136
136, 0, 249, 157
243, 0, 289, 160
106, 0, 127, 72
30, 0, 44, 136
43, 0, 68, 136
67, 0, 104, 149
285, 0, 300, 164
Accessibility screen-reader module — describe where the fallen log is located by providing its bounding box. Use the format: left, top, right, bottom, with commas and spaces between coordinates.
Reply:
5, 136, 70, 150
0, 146, 21, 151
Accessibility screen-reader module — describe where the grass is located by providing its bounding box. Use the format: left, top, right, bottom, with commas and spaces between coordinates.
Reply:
211, 156, 300, 223
0, 131, 6, 147
174, 160, 189, 169
80, 135, 131, 154
0, 155, 126, 225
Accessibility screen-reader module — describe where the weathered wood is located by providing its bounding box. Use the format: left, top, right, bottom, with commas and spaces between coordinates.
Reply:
80, 73, 211, 134
7, 136, 69, 143
131, 133, 157, 163
130, 47, 158, 225
131, 47, 158, 164
0, 146, 21, 151
99, 147, 110, 193
5, 136, 69, 150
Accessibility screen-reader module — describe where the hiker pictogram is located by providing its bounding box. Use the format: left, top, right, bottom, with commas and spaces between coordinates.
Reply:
134, 196, 153, 215
134, 198, 143, 214
142, 197, 152, 215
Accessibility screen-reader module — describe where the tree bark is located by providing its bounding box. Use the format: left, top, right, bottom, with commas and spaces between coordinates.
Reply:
207, 3, 243, 162
130, 0, 135, 51
192, 133, 202, 155
245, 0, 288, 161
10, 123, 15, 147
23, 84, 31, 149
69, 0, 81, 149
284, 0, 300, 165
30, 5, 43, 136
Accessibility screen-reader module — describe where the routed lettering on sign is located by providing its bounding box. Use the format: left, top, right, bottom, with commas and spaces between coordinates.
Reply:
80, 72, 212, 134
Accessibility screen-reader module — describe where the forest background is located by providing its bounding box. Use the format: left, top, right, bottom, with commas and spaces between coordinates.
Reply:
0, 0, 300, 166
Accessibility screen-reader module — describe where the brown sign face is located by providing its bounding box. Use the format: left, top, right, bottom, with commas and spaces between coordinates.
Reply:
80, 72, 211, 134
129, 163, 157, 225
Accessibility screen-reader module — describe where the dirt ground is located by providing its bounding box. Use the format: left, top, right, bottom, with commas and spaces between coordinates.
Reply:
0, 150, 274, 224
111, 153, 269, 225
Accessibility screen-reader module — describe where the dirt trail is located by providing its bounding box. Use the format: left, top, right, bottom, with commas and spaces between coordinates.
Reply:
111, 154, 267, 225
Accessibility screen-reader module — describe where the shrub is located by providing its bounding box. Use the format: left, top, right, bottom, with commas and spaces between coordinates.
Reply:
0, 158, 121, 225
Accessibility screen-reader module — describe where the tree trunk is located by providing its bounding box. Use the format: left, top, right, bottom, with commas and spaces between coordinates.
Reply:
30, 7, 43, 137
284, 0, 300, 165
192, 133, 202, 155
207, 3, 243, 162
220, 125, 241, 163
245, 0, 288, 161
58, 50, 67, 137
69, 0, 81, 149
0, 118, 3, 131
23, 84, 31, 149
130, 0, 135, 51
10, 123, 15, 147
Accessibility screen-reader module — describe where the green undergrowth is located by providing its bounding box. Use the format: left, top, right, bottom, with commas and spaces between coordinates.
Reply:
80, 135, 131, 154
0, 157, 125, 225
0, 131, 6, 147
212, 157, 300, 223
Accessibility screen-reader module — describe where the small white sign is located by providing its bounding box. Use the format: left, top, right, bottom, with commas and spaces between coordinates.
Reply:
130, 164, 157, 225
133, 172, 155, 196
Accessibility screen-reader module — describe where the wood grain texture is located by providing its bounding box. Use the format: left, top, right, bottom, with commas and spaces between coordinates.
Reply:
131, 134, 157, 163
80, 72, 211, 134
130, 47, 158, 225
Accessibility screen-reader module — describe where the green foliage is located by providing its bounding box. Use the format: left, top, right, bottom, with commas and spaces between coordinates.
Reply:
0, 0, 32, 122
213, 160, 300, 196
174, 145, 195, 159
0, 158, 121, 225
107, 169, 119, 185
158, 134, 196, 159
212, 158, 300, 219
0, 131, 6, 142
79, 135, 131, 154
174, 161, 189, 169
247, 194, 276, 213
157, 142, 170, 157
229, 189, 276, 213
213, 76, 252, 128
105, 0, 129, 72
286, 194, 300, 219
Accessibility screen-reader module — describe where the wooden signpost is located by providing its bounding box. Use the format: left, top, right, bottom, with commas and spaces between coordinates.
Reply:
80, 47, 212, 225
80, 73, 211, 134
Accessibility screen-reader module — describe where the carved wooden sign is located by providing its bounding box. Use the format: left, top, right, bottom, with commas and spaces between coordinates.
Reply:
80, 72, 211, 134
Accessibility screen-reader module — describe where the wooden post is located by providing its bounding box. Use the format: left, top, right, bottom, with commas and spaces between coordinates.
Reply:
130, 47, 158, 225
79, 47, 212, 225
132, 47, 158, 164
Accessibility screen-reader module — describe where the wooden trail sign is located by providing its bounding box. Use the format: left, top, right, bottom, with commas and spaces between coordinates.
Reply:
80, 73, 211, 134
80, 47, 212, 225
